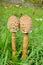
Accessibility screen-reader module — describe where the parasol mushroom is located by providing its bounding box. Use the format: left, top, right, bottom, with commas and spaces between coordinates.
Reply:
20, 15, 32, 57
7, 16, 19, 57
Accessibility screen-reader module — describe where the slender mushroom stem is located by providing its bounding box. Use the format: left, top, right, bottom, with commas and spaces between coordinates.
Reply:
12, 32, 16, 57
22, 33, 28, 58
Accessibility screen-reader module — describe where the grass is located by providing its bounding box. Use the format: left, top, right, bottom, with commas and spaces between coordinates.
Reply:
0, 4, 43, 65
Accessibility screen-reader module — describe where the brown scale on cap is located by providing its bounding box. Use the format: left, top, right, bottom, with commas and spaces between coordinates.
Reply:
7, 16, 19, 32
20, 15, 32, 33
7, 16, 19, 57
20, 15, 32, 58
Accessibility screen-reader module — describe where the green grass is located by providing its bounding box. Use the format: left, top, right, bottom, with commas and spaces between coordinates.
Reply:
0, 4, 43, 65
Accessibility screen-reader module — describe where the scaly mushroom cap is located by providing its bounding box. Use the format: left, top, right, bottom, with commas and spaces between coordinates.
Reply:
7, 16, 19, 32
20, 15, 32, 33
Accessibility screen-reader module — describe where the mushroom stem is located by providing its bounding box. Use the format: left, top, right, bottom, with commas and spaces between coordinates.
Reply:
22, 33, 28, 58
12, 32, 16, 57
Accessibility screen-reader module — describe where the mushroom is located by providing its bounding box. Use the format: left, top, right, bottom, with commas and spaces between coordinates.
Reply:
20, 15, 32, 57
7, 16, 19, 57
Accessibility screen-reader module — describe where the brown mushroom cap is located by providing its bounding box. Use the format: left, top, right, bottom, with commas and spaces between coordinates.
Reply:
7, 16, 19, 32
20, 15, 32, 33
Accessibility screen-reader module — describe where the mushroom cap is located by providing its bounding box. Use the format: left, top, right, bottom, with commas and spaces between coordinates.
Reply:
7, 16, 19, 32
20, 15, 32, 33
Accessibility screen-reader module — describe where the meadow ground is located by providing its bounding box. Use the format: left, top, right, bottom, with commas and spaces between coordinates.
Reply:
0, 4, 43, 65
